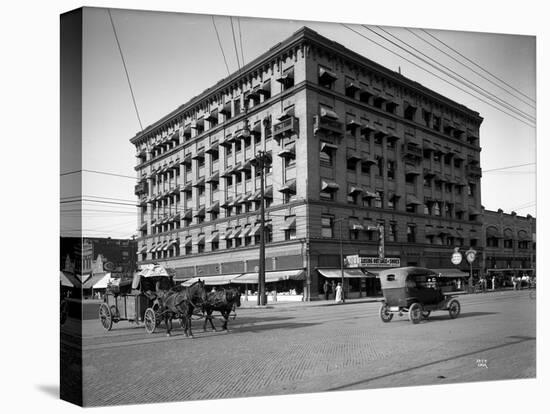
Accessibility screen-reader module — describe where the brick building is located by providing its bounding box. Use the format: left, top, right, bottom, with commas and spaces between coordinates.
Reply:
481, 208, 536, 284
131, 27, 485, 300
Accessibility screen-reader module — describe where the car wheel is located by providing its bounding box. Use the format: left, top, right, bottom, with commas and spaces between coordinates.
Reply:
379, 303, 393, 323
448, 299, 461, 319
409, 302, 423, 324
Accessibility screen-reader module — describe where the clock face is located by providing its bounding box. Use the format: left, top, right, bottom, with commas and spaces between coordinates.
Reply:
466, 252, 476, 263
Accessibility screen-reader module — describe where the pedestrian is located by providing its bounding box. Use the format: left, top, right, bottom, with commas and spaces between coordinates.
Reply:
323, 280, 330, 300
512, 276, 517, 290
335, 282, 343, 304
457, 278, 462, 291
492, 275, 496, 291
331, 280, 336, 300
481, 277, 487, 293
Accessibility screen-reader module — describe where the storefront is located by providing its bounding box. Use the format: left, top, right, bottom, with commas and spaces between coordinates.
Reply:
316, 268, 377, 299
182, 270, 306, 302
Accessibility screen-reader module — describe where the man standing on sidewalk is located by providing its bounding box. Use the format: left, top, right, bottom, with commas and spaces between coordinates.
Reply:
323, 280, 330, 301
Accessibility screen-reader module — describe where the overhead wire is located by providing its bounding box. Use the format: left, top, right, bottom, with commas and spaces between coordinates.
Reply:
406, 28, 536, 110
61, 169, 136, 179
229, 16, 242, 71
369, 25, 535, 123
237, 16, 245, 67
107, 9, 143, 131
340, 24, 535, 129
419, 28, 535, 104
211, 15, 231, 77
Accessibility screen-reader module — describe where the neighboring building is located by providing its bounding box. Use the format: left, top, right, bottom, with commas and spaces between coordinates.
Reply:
60, 237, 138, 278
481, 208, 536, 284
130, 27, 484, 300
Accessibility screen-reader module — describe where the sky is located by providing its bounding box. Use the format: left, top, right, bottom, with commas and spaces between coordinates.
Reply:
62, 6, 536, 239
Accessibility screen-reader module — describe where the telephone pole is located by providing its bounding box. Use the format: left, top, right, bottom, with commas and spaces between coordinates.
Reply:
257, 150, 267, 306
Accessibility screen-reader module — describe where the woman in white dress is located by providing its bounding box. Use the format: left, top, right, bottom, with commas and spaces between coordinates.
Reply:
335, 282, 343, 303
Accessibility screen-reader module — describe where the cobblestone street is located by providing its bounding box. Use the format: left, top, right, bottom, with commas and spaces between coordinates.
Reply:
77, 290, 536, 406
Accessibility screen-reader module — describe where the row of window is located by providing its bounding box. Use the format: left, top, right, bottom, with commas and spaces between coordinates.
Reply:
318, 65, 479, 145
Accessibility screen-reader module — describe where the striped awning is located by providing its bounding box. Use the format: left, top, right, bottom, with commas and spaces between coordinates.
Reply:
232, 269, 306, 284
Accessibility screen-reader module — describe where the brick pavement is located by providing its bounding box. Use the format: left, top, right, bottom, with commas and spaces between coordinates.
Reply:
79, 290, 536, 406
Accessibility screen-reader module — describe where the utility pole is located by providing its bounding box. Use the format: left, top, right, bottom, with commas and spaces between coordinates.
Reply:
339, 219, 345, 303
257, 150, 267, 306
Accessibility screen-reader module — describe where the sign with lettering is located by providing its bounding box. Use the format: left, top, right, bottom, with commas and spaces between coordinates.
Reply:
346, 255, 400, 268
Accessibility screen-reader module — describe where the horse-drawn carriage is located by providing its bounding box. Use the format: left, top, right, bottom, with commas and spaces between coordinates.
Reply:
378, 267, 461, 324
99, 265, 242, 336
99, 264, 206, 336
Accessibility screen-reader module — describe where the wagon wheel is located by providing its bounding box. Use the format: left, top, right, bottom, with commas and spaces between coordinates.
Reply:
144, 308, 157, 334
422, 311, 431, 319
110, 305, 120, 322
408, 302, 423, 324
379, 303, 393, 323
448, 299, 461, 319
99, 303, 113, 331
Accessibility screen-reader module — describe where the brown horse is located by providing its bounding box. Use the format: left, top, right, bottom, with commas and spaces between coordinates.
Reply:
159, 279, 206, 337
202, 287, 241, 331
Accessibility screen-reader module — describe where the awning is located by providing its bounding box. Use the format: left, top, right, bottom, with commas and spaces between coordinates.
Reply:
317, 268, 372, 278
423, 140, 436, 152
348, 218, 364, 231
228, 227, 242, 239
206, 231, 219, 243
264, 186, 273, 199
206, 201, 220, 213
279, 179, 297, 194
277, 106, 295, 121
83, 273, 109, 289
232, 269, 306, 284
250, 223, 262, 236
320, 142, 338, 152
346, 150, 362, 162
93, 273, 113, 289
346, 118, 361, 129
348, 186, 364, 195
179, 237, 192, 248
280, 216, 296, 231
206, 172, 220, 183
320, 107, 339, 120
183, 209, 193, 220
405, 165, 421, 175
60, 271, 80, 288
469, 207, 482, 216
147, 244, 158, 253
182, 274, 242, 287
193, 177, 206, 188
319, 67, 338, 81
192, 149, 205, 160
432, 268, 470, 278
193, 234, 206, 245
362, 189, 378, 198
278, 143, 296, 158
406, 194, 422, 205
138, 244, 148, 254
321, 180, 339, 192
193, 206, 206, 217
239, 225, 253, 238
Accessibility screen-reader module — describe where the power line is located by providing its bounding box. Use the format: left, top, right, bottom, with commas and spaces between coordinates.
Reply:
419, 28, 535, 104
107, 9, 143, 131
211, 16, 230, 76
483, 163, 535, 173
370, 26, 535, 123
60, 169, 136, 179
237, 17, 245, 67
229, 16, 241, 71
61, 195, 137, 203
60, 199, 137, 207
406, 28, 536, 110
340, 24, 535, 129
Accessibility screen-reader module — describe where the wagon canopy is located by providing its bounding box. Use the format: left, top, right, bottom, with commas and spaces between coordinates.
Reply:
132, 264, 176, 289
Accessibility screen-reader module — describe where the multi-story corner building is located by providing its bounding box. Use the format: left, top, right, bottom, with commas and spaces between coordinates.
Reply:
481, 208, 536, 284
131, 27, 484, 300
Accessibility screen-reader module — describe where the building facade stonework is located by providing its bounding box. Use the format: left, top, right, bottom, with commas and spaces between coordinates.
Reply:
131, 27, 488, 299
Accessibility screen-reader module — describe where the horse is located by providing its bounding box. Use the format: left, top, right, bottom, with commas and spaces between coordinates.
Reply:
158, 279, 206, 337
202, 287, 241, 332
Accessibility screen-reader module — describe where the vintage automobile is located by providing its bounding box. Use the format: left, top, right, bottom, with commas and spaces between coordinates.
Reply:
378, 266, 461, 324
